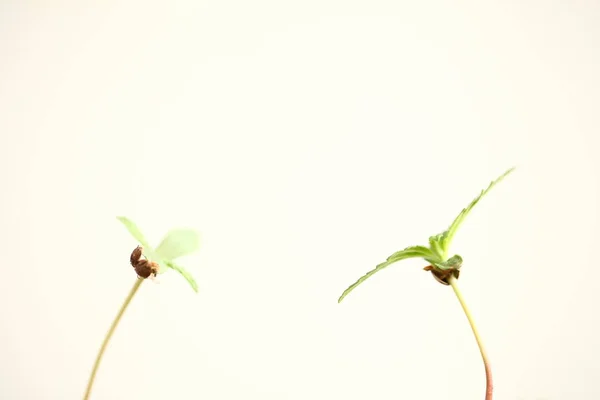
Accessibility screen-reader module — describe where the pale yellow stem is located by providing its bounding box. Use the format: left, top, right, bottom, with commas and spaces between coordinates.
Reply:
448, 276, 493, 400
83, 278, 144, 400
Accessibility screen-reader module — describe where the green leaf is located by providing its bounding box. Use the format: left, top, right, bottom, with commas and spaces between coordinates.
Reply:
116, 216, 160, 261
155, 228, 200, 261
432, 254, 463, 270
164, 260, 199, 293
440, 167, 515, 254
338, 245, 434, 303
428, 234, 445, 259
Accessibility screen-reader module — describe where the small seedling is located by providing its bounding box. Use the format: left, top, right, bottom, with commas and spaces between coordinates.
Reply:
338, 167, 515, 400
82, 217, 201, 400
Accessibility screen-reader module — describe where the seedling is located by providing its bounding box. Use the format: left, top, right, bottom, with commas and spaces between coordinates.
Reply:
338, 167, 515, 400
82, 217, 201, 400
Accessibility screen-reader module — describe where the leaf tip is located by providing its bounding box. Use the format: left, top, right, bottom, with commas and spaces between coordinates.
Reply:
504, 166, 517, 176
116, 216, 134, 226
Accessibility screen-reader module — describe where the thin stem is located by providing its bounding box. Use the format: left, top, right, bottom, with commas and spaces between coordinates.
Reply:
83, 277, 144, 400
448, 276, 493, 400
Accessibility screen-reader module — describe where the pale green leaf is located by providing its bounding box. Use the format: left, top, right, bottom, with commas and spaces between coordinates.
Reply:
428, 234, 445, 259
432, 254, 463, 270
116, 216, 160, 261
440, 167, 515, 254
338, 245, 434, 303
164, 260, 199, 293
155, 229, 200, 261
386, 245, 435, 261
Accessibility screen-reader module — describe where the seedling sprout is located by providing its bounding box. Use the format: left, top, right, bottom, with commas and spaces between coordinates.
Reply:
338, 167, 516, 400
82, 217, 201, 400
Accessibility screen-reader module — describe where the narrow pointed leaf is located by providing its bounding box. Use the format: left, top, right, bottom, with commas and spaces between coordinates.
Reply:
116, 216, 160, 261
441, 167, 515, 253
164, 260, 199, 292
155, 229, 200, 261
338, 245, 434, 303
428, 234, 445, 259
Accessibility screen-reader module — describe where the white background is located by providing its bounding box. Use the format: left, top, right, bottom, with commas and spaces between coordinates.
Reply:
1, 1, 599, 399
